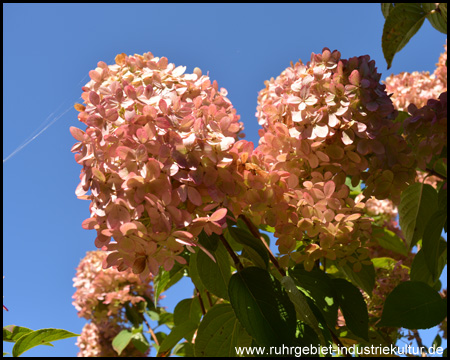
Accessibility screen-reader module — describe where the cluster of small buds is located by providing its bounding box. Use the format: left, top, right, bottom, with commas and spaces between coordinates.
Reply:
252, 47, 417, 268
76, 321, 148, 357
404, 92, 447, 171
72, 250, 154, 323
71, 52, 247, 276
384, 42, 447, 111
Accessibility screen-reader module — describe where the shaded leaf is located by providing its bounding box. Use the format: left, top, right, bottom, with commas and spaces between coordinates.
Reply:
229, 267, 297, 347
157, 321, 198, 356
398, 183, 438, 249
281, 276, 325, 345
410, 239, 447, 287
331, 278, 369, 341
382, 3, 427, 69
196, 240, 231, 300
422, 210, 447, 281
194, 304, 252, 357
378, 281, 447, 329
423, 3, 447, 34
289, 267, 338, 329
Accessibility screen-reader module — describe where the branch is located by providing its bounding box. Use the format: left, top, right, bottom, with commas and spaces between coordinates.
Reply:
425, 167, 447, 181
195, 287, 206, 315
141, 312, 159, 347
412, 329, 428, 357
239, 214, 286, 277
219, 234, 244, 272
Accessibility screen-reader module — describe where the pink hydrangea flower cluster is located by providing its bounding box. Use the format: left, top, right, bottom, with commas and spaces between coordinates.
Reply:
73, 250, 153, 356
404, 91, 447, 171
76, 321, 147, 357
71, 52, 247, 276
256, 47, 416, 203
384, 42, 447, 111
355, 194, 398, 220
415, 170, 441, 189
72, 250, 154, 322
249, 48, 417, 269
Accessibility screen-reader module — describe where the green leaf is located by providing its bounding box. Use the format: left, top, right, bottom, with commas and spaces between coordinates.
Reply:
112, 329, 133, 356
11, 328, 79, 357
333, 258, 375, 296
125, 303, 144, 328
157, 309, 174, 329
331, 278, 369, 341
382, 3, 427, 69
378, 281, 447, 329
295, 322, 321, 348
289, 267, 338, 329
3, 326, 34, 344
422, 210, 447, 281
345, 176, 362, 198
188, 250, 205, 292
198, 231, 219, 252
398, 182, 438, 249
371, 257, 404, 271
172, 342, 195, 357
372, 226, 407, 256
228, 267, 297, 347
131, 332, 150, 354
281, 276, 325, 345
227, 227, 269, 269
423, 3, 447, 34
153, 269, 171, 306
194, 304, 252, 357
173, 298, 202, 326
157, 321, 198, 356
381, 3, 395, 19
196, 240, 231, 300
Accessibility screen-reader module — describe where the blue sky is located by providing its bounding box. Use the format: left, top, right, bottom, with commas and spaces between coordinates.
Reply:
3, 3, 447, 357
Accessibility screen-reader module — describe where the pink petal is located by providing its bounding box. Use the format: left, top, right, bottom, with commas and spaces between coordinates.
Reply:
324, 181, 336, 198
172, 230, 194, 241
209, 208, 228, 222
120, 222, 137, 235
70, 127, 86, 142
187, 186, 203, 206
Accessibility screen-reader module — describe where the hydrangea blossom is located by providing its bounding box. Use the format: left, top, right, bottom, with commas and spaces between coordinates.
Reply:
72, 250, 154, 323
384, 42, 447, 111
256, 47, 416, 203
404, 92, 447, 171
76, 321, 147, 357
251, 48, 416, 269
71, 53, 247, 276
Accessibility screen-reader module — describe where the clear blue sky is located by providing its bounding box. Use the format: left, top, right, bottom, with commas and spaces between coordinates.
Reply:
3, 4, 447, 357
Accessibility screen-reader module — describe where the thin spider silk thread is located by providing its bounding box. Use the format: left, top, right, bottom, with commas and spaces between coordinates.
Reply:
3, 56, 115, 164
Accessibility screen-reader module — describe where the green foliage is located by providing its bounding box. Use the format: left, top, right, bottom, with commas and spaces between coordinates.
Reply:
398, 182, 439, 249
331, 279, 369, 341
228, 267, 297, 347
194, 304, 252, 357
381, 3, 447, 68
379, 281, 447, 329
2, 326, 79, 357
